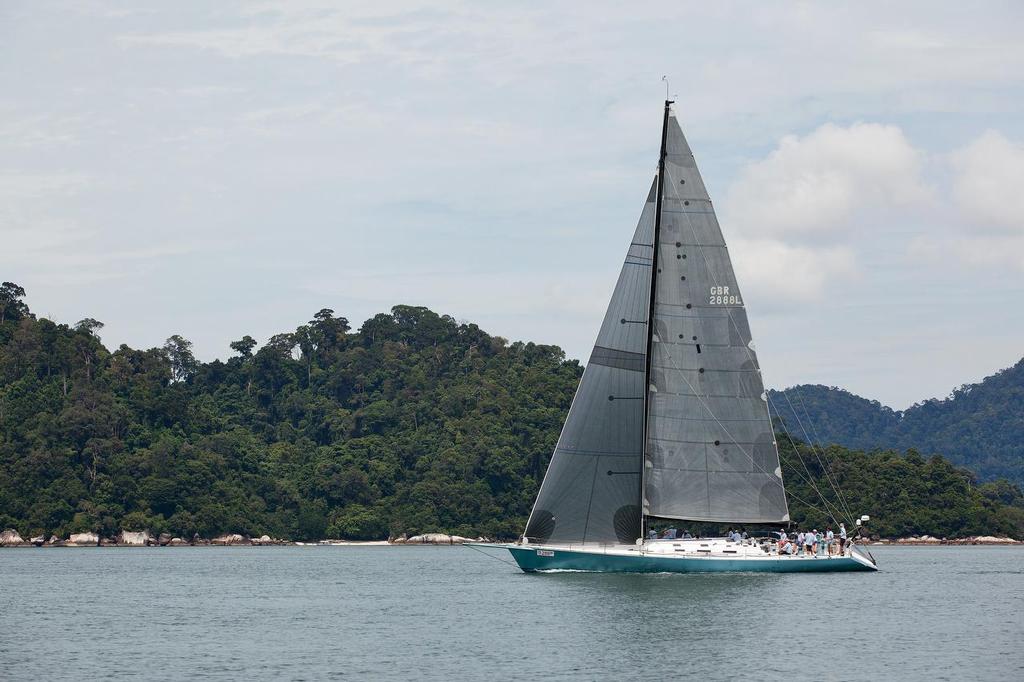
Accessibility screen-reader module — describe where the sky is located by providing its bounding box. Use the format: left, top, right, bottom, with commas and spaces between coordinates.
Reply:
2, 1, 1023, 409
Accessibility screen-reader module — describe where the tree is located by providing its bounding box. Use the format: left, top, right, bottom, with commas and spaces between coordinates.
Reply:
0, 282, 29, 324
74, 318, 104, 338
163, 335, 198, 383
310, 308, 350, 350
229, 335, 257, 359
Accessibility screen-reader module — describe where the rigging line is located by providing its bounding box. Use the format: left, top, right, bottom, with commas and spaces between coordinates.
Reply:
789, 385, 856, 522
775, 387, 855, 524
664, 162, 842, 526
659, 336, 837, 522
767, 403, 850, 524
462, 543, 521, 569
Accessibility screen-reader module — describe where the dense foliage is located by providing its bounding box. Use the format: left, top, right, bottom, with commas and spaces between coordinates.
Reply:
777, 437, 1023, 539
0, 283, 580, 541
1, 282, 1021, 540
770, 365, 1024, 487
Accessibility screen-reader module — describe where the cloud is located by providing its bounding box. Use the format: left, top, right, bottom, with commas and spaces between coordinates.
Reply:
724, 122, 929, 239
909, 131, 1024, 272
720, 122, 930, 303
950, 130, 1024, 232
730, 238, 857, 303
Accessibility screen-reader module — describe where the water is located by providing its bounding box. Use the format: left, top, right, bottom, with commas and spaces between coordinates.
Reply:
1, 545, 1021, 681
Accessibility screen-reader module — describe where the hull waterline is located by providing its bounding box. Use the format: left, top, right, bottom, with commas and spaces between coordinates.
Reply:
470, 543, 878, 574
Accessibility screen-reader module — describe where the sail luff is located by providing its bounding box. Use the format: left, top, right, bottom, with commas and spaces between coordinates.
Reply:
640, 99, 674, 537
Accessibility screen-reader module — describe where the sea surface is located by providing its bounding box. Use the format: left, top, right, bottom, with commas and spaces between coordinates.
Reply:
1, 545, 1021, 681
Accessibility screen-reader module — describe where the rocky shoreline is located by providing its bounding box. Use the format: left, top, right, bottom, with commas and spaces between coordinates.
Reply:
866, 535, 1020, 546
0, 528, 1018, 548
0, 528, 489, 548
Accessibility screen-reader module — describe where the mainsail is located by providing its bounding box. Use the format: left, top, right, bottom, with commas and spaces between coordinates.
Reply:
644, 114, 789, 524
524, 102, 788, 545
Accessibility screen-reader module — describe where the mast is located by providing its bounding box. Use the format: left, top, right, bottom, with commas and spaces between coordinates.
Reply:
640, 99, 673, 541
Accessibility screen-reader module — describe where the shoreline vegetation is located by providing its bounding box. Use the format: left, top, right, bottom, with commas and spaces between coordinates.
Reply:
0, 528, 1019, 548
2, 282, 1023, 545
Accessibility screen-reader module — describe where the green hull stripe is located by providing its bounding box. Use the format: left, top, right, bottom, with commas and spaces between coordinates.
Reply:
508, 547, 875, 573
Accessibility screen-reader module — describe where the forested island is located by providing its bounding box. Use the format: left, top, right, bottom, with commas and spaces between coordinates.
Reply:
769, 362, 1024, 488
1, 281, 1022, 543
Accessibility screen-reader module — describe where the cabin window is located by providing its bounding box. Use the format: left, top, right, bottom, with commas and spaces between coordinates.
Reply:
698, 367, 704, 373
684, 200, 690, 206
686, 303, 692, 309
696, 344, 701, 353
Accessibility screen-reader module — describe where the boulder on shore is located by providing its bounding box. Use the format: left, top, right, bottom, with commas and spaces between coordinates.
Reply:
0, 529, 26, 546
119, 530, 150, 546
404, 533, 481, 545
251, 534, 279, 546
973, 535, 1019, 544
168, 537, 188, 546
157, 533, 173, 546
405, 533, 453, 544
68, 532, 99, 546
211, 533, 247, 546
30, 535, 45, 547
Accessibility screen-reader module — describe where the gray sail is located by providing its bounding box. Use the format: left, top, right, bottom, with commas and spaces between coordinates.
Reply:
643, 115, 790, 523
524, 181, 656, 544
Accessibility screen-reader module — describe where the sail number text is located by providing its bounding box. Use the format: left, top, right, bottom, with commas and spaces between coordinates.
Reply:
708, 286, 741, 306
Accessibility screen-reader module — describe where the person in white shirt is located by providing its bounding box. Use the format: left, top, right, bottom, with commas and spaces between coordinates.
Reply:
825, 528, 835, 556
838, 523, 847, 554
796, 532, 805, 553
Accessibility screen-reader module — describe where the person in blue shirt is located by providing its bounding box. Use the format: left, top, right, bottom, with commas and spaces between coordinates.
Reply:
663, 527, 677, 540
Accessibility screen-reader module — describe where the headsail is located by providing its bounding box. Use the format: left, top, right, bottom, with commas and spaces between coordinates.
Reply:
644, 114, 789, 523
523, 181, 655, 544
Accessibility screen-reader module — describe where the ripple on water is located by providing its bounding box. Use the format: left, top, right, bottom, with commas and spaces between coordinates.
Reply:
0, 545, 1021, 681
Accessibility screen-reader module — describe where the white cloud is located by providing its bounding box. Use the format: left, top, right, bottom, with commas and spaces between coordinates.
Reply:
730, 238, 857, 303
720, 122, 930, 303
950, 130, 1024, 232
909, 131, 1024, 272
724, 122, 929, 239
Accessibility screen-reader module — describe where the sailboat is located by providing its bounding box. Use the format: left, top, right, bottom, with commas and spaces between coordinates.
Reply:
474, 101, 877, 573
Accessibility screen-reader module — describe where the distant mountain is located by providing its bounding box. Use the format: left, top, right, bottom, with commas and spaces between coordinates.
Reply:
770, 358, 1024, 487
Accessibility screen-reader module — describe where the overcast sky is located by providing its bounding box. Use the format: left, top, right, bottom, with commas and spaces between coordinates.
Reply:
3, 1, 1023, 408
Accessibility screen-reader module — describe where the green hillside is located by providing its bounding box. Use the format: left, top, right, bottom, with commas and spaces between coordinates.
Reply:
1, 281, 1021, 541
770, 362, 1024, 487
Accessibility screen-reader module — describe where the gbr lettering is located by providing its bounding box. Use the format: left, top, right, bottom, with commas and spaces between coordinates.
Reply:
708, 285, 741, 306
